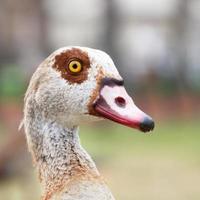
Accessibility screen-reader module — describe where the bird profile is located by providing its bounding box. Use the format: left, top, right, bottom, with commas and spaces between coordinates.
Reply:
23, 46, 154, 200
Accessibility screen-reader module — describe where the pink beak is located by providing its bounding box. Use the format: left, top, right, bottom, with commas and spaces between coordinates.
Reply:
93, 78, 154, 132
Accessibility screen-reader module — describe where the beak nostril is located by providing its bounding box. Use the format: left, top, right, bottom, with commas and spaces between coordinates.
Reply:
115, 96, 126, 108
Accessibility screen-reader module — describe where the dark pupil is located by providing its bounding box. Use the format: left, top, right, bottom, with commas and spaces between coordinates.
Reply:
72, 64, 78, 69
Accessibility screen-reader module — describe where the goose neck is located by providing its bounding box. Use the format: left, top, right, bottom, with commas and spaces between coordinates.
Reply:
28, 119, 100, 199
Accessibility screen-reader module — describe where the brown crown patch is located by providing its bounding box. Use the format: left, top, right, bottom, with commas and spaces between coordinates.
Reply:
52, 48, 90, 84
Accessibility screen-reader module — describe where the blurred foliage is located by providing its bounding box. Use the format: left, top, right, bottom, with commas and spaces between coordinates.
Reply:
0, 66, 26, 101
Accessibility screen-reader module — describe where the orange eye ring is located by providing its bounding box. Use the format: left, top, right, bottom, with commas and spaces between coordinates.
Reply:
68, 60, 82, 74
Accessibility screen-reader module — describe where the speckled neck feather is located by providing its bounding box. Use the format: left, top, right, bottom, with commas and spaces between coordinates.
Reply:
24, 101, 114, 200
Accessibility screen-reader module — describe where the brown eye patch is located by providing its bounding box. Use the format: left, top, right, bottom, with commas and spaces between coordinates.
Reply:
52, 48, 90, 84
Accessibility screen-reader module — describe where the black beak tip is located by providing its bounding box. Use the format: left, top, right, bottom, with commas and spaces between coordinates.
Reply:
139, 117, 155, 133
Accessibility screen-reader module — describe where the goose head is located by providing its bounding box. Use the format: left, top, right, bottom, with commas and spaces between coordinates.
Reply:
32, 46, 154, 132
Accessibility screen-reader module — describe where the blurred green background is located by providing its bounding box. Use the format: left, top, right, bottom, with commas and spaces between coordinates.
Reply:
0, 0, 200, 200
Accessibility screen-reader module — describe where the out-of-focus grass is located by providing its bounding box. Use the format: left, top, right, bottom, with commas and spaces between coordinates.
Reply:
82, 119, 200, 200
81, 118, 200, 159
0, 119, 200, 200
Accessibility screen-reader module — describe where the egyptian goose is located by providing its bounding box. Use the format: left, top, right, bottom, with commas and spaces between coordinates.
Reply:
23, 46, 154, 200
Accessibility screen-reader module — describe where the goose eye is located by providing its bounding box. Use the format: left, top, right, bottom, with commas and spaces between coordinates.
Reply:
68, 60, 82, 74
